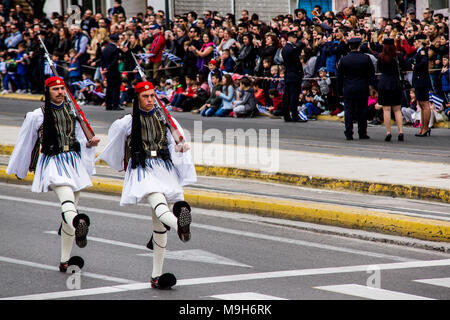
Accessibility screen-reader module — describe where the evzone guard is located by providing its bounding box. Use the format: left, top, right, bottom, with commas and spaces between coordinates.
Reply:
97, 81, 197, 289
6, 76, 100, 272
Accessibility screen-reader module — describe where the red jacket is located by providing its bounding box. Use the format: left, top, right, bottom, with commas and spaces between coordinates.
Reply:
271, 94, 283, 110
185, 85, 195, 98
400, 39, 416, 57
170, 85, 184, 102
254, 88, 265, 106
149, 33, 166, 63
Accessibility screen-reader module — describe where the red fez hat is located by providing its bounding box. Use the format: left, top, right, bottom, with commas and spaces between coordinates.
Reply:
135, 81, 154, 93
45, 76, 65, 87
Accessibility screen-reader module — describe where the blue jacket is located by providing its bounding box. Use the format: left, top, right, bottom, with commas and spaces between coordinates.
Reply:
441, 69, 450, 93
218, 85, 235, 110
15, 52, 26, 75
69, 59, 81, 78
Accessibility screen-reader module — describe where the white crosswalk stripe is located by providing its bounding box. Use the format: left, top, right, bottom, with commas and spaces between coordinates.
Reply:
414, 277, 450, 288
315, 284, 434, 300
209, 292, 287, 300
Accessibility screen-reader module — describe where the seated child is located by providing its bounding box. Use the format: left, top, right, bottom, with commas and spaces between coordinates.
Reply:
253, 79, 265, 106
200, 72, 223, 117
268, 88, 283, 117
232, 76, 257, 118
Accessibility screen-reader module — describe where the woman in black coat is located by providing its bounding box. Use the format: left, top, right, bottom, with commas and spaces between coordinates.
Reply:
410, 34, 432, 137
174, 24, 189, 61
377, 38, 404, 141
53, 27, 71, 60
235, 32, 256, 75
254, 32, 278, 76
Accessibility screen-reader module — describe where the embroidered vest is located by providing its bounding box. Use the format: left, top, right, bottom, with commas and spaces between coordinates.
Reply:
29, 103, 80, 171
125, 111, 170, 163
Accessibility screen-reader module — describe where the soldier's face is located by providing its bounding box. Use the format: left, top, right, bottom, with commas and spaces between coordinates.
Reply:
49, 85, 65, 105
139, 89, 156, 111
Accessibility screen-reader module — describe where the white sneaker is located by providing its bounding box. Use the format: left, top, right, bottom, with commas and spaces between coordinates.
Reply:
337, 111, 345, 117
322, 110, 331, 115
1, 89, 9, 95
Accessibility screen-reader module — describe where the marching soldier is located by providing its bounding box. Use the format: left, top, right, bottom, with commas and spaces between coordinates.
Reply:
6, 76, 100, 272
337, 37, 375, 140
97, 80, 197, 289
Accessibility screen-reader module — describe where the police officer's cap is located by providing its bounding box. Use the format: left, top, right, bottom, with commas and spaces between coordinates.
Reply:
348, 37, 362, 45
414, 34, 427, 41
150, 24, 162, 30
109, 33, 120, 41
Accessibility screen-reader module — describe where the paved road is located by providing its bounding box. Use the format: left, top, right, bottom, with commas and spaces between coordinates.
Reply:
1, 98, 449, 163
1, 183, 449, 301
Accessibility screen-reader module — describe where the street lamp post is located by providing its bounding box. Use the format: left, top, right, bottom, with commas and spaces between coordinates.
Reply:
165, 0, 170, 29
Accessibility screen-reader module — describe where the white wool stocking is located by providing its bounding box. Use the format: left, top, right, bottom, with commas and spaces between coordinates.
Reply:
54, 186, 78, 263
151, 210, 168, 278
147, 193, 177, 278
147, 192, 178, 231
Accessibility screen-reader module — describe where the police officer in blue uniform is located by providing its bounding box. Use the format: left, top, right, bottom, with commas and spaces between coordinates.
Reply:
410, 34, 432, 137
337, 37, 375, 140
101, 33, 123, 111
281, 31, 306, 122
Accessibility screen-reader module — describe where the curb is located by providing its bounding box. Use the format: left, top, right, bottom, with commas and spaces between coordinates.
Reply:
0, 144, 448, 203
1, 94, 449, 128
1, 167, 449, 244
0, 93, 43, 101
195, 165, 450, 204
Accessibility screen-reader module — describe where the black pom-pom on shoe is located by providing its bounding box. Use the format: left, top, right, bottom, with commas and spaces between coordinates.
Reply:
59, 256, 84, 273
151, 273, 177, 289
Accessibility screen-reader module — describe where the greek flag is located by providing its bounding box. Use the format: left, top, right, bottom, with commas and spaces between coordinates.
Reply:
92, 91, 105, 99
155, 89, 169, 101
44, 61, 54, 76
155, 89, 166, 97
136, 53, 154, 60
257, 104, 268, 114
299, 110, 309, 121
74, 79, 96, 88
163, 51, 182, 63
429, 92, 443, 111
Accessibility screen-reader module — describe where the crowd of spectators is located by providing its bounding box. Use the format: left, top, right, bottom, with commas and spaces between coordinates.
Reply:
0, 1, 449, 123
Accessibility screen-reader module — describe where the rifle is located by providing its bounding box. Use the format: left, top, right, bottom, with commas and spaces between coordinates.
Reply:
39, 36, 95, 142
131, 52, 185, 146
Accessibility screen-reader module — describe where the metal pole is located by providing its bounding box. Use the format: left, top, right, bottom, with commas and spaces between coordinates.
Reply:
165, 0, 170, 29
